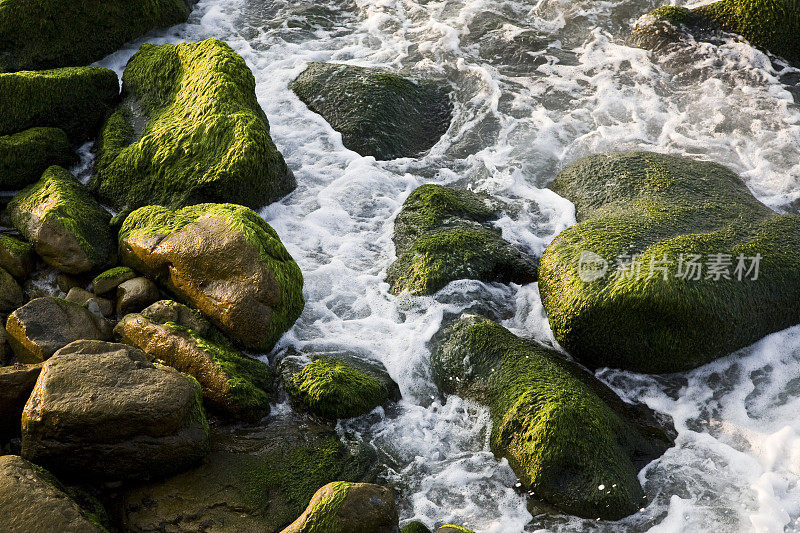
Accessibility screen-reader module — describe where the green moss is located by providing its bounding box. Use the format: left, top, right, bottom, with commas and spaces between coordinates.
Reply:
0, 234, 33, 278
433, 315, 674, 520
286, 358, 387, 420
290, 481, 351, 532
0, 127, 74, 190
291, 62, 452, 160
401, 522, 433, 533
649, 5, 694, 24
540, 151, 800, 373
8, 166, 114, 272
91, 39, 294, 211
93, 266, 133, 282
0, 0, 191, 72
0, 67, 119, 141
438, 526, 475, 533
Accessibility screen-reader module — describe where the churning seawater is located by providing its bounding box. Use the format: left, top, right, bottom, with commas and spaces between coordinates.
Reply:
86, 0, 800, 530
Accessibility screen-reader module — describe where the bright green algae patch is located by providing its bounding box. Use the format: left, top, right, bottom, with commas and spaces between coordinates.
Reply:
432, 315, 674, 520
0, 0, 191, 72
291, 62, 452, 160
0, 128, 74, 190
386, 184, 538, 295
91, 38, 294, 211
539, 151, 800, 373
0, 67, 119, 141
8, 166, 114, 273
286, 358, 388, 420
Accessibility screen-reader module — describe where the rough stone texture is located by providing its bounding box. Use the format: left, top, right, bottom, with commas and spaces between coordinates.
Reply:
120, 415, 379, 533
0, 363, 41, 436
8, 166, 114, 274
0, 455, 107, 533
292, 62, 452, 160
21, 340, 209, 480
433, 315, 675, 520
0, 266, 23, 312
0, 67, 119, 140
387, 184, 538, 295
0, 127, 74, 191
115, 300, 274, 421
91, 39, 294, 211
281, 482, 399, 533
5, 297, 113, 364
119, 203, 304, 351
0, 234, 34, 279
540, 151, 800, 373
116, 277, 160, 316
92, 266, 136, 295
65, 287, 113, 318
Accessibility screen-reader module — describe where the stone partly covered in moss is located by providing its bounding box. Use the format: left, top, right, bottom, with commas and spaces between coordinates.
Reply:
283, 357, 389, 420
402, 522, 433, 533
387, 184, 538, 295
121, 414, 379, 532
0, 455, 108, 533
0, 127, 74, 191
436, 527, 476, 533
540, 151, 800, 373
0, 234, 34, 279
0, 67, 119, 141
116, 300, 274, 421
433, 315, 675, 520
91, 39, 294, 212
119, 203, 304, 351
632, 0, 800, 63
0, 266, 23, 312
21, 340, 210, 481
8, 166, 114, 274
92, 266, 136, 295
291, 62, 452, 160
282, 481, 399, 533
0, 0, 192, 72
0, 363, 41, 436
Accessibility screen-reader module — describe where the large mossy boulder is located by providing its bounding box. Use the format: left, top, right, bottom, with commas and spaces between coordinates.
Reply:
291, 62, 452, 160
282, 481, 399, 533
8, 166, 115, 274
433, 315, 675, 520
0, 455, 108, 533
387, 184, 538, 295
0, 127, 74, 191
539, 151, 800, 373
116, 300, 274, 421
91, 38, 294, 212
0, 67, 119, 141
0, 0, 191, 72
21, 340, 209, 480
632, 0, 800, 63
119, 203, 304, 351
121, 415, 379, 532
0, 363, 41, 436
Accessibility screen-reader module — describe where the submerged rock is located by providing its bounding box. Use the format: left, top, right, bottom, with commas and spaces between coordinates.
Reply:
291, 62, 452, 160
433, 315, 674, 520
21, 340, 209, 480
0, 0, 192, 72
121, 415, 379, 532
282, 481, 399, 533
0, 127, 74, 191
631, 0, 800, 63
119, 203, 304, 351
0, 234, 34, 279
8, 166, 115, 274
0, 67, 119, 141
386, 184, 538, 295
116, 300, 274, 421
0, 455, 108, 532
91, 38, 294, 211
0, 363, 41, 436
540, 151, 800, 373
6, 297, 113, 363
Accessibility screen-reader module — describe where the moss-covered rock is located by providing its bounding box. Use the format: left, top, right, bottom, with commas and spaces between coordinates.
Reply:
119, 203, 304, 351
436, 527, 475, 533
121, 415, 379, 532
632, 0, 800, 63
0, 0, 192, 72
291, 62, 452, 160
91, 39, 294, 211
386, 184, 538, 295
0, 234, 34, 279
433, 315, 675, 520
0, 266, 23, 312
282, 481, 399, 533
116, 300, 274, 421
539, 151, 800, 373
91, 266, 136, 295
0, 67, 119, 141
8, 166, 114, 274
0, 127, 74, 191
402, 522, 433, 533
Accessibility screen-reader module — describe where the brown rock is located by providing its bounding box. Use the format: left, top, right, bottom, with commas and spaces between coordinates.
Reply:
0, 363, 41, 436
115, 277, 160, 316
0, 267, 23, 313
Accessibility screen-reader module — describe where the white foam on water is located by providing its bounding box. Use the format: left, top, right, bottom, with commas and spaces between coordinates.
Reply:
89, 0, 800, 530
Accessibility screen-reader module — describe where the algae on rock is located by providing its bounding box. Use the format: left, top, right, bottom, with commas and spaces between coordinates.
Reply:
0, 127, 74, 190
